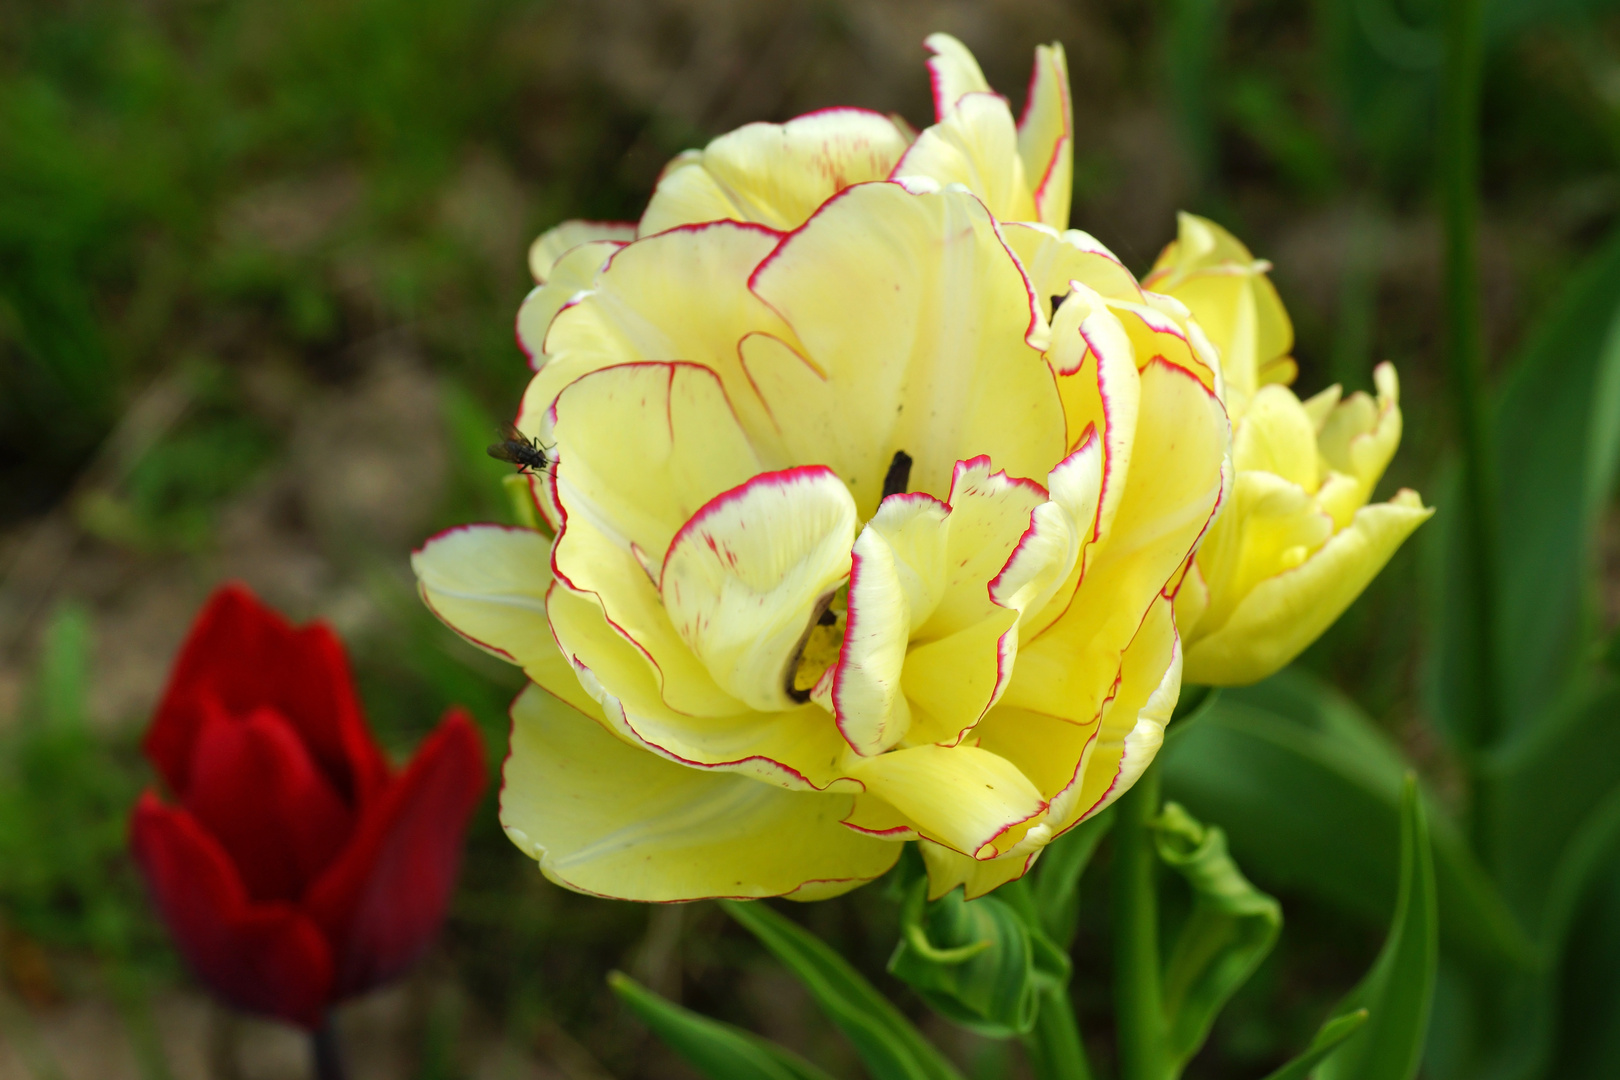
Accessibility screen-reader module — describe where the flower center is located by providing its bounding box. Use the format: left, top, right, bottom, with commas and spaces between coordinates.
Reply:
787, 585, 848, 702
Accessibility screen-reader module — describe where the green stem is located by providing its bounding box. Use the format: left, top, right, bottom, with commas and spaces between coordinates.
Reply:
1113, 760, 1167, 1080
1023, 984, 1095, 1080
1440, 0, 1500, 852
312, 1016, 347, 1080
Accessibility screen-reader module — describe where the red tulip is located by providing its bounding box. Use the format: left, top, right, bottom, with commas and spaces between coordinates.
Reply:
131, 584, 487, 1028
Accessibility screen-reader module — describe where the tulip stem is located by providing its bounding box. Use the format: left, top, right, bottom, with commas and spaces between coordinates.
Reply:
311, 1016, 347, 1080
1440, 0, 1501, 846
1112, 759, 1168, 1080
1023, 983, 1095, 1080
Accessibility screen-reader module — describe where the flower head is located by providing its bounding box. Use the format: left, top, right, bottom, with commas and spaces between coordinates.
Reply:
131, 585, 486, 1027
417, 178, 1228, 902
1145, 214, 1434, 685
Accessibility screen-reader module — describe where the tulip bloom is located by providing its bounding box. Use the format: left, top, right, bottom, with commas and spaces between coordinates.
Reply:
131, 585, 486, 1028
1145, 214, 1433, 685
417, 174, 1228, 903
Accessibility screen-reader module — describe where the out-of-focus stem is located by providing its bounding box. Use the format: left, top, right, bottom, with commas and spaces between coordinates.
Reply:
1023, 983, 1095, 1080
1113, 761, 1167, 1080
312, 1016, 347, 1080
1440, 0, 1500, 853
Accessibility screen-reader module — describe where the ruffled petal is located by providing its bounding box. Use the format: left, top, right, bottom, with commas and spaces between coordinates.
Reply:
528, 220, 638, 283
1142, 212, 1293, 411
1233, 384, 1321, 491
521, 222, 789, 444
661, 467, 856, 711
130, 794, 334, 1027
1007, 359, 1226, 727
641, 109, 911, 234
1190, 470, 1334, 637
1000, 223, 1143, 322
1016, 43, 1074, 231
747, 182, 1063, 516
834, 518, 924, 756
1317, 362, 1403, 499
303, 710, 486, 998
919, 838, 1042, 900
923, 33, 992, 117
1183, 492, 1433, 685
552, 361, 764, 580
499, 685, 898, 902
847, 743, 1045, 860
547, 581, 856, 790
412, 524, 565, 681
516, 239, 624, 368
893, 93, 1038, 224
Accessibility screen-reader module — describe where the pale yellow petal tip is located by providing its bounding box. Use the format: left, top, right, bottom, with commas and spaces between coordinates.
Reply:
528, 220, 637, 283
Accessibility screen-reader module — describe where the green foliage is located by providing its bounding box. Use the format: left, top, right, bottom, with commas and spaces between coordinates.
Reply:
1162, 671, 1533, 971
1256, 1010, 1369, 1080
1316, 777, 1438, 1080
1152, 803, 1283, 1075
719, 899, 964, 1080
886, 878, 1068, 1038
609, 971, 837, 1080
1031, 807, 1114, 950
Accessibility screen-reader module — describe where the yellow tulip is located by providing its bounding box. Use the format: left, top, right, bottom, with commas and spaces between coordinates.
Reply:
415, 182, 1229, 902
1145, 214, 1434, 686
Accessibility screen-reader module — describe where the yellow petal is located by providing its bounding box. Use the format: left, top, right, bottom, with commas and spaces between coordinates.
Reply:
552, 362, 764, 570
1054, 596, 1181, 826
521, 222, 788, 446
1234, 384, 1321, 492
528, 220, 637, 283
848, 743, 1045, 860
1317, 362, 1403, 499
1017, 43, 1073, 231
923, 33, 992, 117
1001, 223, 1143, 316
641, 109, 911, 235
1191, 470, 1334, 638
1183, 491, 1433, 685
501, 685, 897, 902
746, 182, 1064, 516
547, 581, 858, 790
412, 524, 595, 710
834, 520, 919, 756
662, 466, 856, 712
919, 838, 1037, 900
516, 239, 624, 367
1007, 359, 1226, 728
893, 93, 1039, 224
1142, 213, 1294, 412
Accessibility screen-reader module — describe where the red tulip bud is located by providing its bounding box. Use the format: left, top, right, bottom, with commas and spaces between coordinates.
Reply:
130, 584, 486, 1027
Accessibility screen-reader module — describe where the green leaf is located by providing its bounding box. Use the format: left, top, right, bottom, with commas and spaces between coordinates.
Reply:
888, 880, 1061, 1039
1032, 807, 1114, 949
1151, 802, 1282, 1074
1161, 670, 1534, 971
1315, 775, 1439, 1080
1256, 1009, 1369, 1080
608, 971, 836, 1080
719, 900, 964, 1080
1426, 228, 1620, 750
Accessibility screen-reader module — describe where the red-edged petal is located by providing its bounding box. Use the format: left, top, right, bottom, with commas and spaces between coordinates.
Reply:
147, 584, 390, 808
129, 792, 334, 1027
182, 701, 355, 904
302, 709, 487, 999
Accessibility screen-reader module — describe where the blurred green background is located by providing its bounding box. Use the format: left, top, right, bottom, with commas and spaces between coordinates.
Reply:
3, 0, 1620, 1077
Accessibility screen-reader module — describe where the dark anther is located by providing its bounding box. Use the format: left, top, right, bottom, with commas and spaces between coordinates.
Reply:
881, 450, 913, 499
1051, 294, 1067, 315
818, 608, 837, 627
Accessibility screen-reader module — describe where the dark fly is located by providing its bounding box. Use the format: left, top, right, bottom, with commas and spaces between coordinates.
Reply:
487, 424, 551, 474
